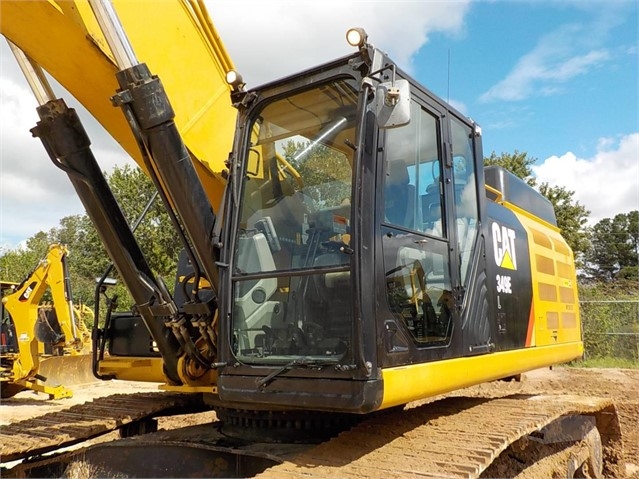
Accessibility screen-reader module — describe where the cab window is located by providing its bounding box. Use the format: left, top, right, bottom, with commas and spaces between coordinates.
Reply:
450, 117, 478, 286
383, 104, 444, 235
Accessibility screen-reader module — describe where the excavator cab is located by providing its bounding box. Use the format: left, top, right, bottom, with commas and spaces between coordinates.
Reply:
213, 43, 491, 411
72, 27, 581, 415
213, 33, 580, 412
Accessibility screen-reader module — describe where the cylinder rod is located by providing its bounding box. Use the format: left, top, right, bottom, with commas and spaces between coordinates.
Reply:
6, 39, 55, 106
87, 0, 138, 70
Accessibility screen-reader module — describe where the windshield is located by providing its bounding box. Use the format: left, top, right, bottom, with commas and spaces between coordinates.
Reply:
231, 79, 358, 365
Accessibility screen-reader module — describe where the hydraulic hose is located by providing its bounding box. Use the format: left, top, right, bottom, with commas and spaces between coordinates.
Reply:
31, 99, 182, 384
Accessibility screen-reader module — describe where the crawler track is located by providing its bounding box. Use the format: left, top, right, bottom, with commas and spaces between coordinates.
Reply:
0, 392, 206, 463
257, 394, 622, 479
1, 393, 622, 479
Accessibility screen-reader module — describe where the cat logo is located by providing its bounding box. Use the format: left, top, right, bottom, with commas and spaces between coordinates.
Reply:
18, 282, 36, 302
492, 222, 517, 271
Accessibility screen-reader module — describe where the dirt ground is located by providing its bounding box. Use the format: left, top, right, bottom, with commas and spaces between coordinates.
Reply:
1, 367, 637, 478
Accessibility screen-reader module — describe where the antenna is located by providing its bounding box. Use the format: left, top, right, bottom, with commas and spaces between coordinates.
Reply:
447, 48, 451, 104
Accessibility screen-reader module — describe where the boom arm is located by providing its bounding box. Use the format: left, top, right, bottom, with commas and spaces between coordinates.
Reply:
0, 0, 236, 208
2, 0, 244, 386
5, 0, 241, 386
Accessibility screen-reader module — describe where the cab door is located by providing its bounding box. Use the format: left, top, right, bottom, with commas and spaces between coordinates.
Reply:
377, 97, 464, 367
448, 114, 493, 356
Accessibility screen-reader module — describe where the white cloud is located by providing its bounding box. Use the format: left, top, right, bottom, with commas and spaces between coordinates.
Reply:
0, 43, 133, 248
0, 77, 75, 193
481, 104, 533, 132
206, 1, 471, 87
1, 2, 471, 248
533, 133, 639, 224
0, 75, 84, 246
480, 24, 610, 103
448, 99, 468, 116
551, 50, 609, 81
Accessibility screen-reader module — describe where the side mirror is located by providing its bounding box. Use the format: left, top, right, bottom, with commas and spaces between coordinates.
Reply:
96, 277, 118, 287
96, 276, 118, 293
376, 79, 410, 129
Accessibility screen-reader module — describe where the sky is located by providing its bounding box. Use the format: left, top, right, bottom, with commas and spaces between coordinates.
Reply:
0, 0, 637, 250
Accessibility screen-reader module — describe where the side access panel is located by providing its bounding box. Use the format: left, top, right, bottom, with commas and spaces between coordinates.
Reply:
485, 202, 534, 351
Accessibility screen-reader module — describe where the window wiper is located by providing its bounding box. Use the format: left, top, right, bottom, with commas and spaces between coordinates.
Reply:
255, 357, 334, 390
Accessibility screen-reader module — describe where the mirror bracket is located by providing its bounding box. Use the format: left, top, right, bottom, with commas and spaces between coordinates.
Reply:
376, 79, 410, 129
363, 63, 411, 129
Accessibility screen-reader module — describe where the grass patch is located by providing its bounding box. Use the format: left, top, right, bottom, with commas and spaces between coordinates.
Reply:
569, 357, 639, 369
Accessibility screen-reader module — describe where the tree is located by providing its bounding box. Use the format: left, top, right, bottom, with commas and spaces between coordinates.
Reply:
107, 164, 181, 278
283, 140, 352, 208
585, 211, 639, 281
484, 150, 537, 186
0, 248, 35, 284
0, 231, 50, 283
77, 164, 183, 309
0, 164, 183, 311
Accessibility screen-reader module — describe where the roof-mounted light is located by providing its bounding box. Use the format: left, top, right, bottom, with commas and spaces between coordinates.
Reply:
346, 28, 368, 48
225, 70, 245, 91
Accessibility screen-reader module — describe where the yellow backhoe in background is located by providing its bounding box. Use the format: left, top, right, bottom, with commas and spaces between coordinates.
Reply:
1, 244, 93, 399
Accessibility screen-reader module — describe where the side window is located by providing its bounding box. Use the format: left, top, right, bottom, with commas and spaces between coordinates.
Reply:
450, 117, 478, 286
0, 299, 16, 352
383, 104, 444, 236
381, 102, 453, 346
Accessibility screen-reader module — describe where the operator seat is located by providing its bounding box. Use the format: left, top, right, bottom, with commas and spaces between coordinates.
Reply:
422, 180, 443, 229
384, 160, 415, 229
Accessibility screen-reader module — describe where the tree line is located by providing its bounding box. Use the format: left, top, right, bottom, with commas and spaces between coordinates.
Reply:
0, 165, 180, 313
1, 153, 637, 358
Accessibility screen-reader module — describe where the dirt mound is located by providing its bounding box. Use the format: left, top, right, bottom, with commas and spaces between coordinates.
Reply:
452, 367, 639, 478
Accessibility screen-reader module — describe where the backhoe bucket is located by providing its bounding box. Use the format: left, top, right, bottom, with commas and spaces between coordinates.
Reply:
1, 353, 96, 400
37, 354, 96, 389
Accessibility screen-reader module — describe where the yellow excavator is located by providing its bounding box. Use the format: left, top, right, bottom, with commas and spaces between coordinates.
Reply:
1, 244, 93, 400
0, 2, 622, 478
